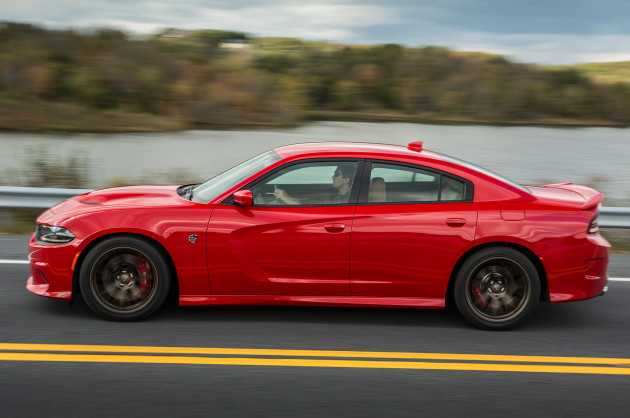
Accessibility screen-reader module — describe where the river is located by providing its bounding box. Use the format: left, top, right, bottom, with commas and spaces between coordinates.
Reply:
0, 122, 628, 205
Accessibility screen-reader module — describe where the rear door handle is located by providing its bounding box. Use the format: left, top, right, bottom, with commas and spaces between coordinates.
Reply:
445, 218, 466, 227
324, 223, 345, 232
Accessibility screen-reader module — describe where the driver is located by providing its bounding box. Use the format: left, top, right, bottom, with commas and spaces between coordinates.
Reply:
274, 164, 356, 205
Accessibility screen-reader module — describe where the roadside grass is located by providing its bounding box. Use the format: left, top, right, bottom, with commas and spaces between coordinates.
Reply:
0, 99, 186, 133
601, 229, 630, 253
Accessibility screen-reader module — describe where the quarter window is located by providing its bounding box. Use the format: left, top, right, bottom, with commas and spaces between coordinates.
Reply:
440, 176, 465, 201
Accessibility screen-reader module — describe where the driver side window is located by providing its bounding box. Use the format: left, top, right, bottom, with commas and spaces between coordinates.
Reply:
251, 160, 359, 206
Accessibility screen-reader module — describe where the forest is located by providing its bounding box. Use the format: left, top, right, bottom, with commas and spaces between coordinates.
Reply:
1, 22, 630, 131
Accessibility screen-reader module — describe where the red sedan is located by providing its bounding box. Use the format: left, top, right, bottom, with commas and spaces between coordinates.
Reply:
27, 142, 610, 329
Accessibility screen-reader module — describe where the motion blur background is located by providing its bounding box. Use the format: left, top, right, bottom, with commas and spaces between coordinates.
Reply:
0, 0, 629, 246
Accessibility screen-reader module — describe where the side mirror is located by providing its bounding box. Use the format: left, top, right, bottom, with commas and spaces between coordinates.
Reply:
233, 190, 253, 207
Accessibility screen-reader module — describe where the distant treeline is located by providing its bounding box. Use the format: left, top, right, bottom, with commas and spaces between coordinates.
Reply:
1, 22, 630, 131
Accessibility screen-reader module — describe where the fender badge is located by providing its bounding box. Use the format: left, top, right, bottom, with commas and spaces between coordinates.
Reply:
188, 234, 198, 244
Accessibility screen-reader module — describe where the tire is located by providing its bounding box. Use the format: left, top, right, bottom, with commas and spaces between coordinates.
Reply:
453, 247, 540, 330
79, 236, 171, 321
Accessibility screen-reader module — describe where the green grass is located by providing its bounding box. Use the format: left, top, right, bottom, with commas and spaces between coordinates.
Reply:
550, 61, 630, 84
601, 229, 630, 253
0, 99, 186, 133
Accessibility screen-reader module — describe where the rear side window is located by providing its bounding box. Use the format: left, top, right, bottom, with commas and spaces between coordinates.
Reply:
365, 162, 469, 204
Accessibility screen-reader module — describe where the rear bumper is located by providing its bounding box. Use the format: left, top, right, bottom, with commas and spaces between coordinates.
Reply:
547, 234, 610, 303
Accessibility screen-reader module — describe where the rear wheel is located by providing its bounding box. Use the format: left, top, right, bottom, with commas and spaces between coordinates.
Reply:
79, 236, 171, 321
454, 247, 540, 330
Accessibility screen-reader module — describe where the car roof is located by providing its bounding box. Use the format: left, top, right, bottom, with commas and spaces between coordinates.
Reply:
273, 142, 444, 161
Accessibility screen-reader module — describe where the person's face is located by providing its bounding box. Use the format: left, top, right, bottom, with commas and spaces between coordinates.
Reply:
332, 167, 345, 190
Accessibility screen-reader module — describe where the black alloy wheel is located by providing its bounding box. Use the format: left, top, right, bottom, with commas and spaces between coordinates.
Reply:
454, 247, 540, 330
79, 236, 171, 321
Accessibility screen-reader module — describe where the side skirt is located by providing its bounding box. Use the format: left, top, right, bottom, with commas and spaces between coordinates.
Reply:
179, 295, 445, 309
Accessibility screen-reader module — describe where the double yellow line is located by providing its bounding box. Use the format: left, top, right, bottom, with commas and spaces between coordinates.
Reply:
1, 343, 629, 375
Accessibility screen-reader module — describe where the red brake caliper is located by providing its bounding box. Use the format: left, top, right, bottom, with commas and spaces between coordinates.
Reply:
138, 257, 151, 296
471, 283, 487, 308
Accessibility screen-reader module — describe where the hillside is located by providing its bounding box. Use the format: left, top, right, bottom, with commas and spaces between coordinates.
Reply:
1, 22, 629, 131
567, 61, 630, 84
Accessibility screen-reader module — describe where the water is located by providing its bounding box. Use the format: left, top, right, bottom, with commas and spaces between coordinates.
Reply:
0, 122, 628, 204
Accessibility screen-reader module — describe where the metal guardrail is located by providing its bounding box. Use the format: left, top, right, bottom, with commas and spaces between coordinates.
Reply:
599, 207, 630, 229
0, 186, 629, 228
0, 186, 93, 210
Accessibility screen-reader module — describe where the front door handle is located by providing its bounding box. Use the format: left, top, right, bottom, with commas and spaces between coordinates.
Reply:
446, 218, 466, 227
324, 223, 345, 232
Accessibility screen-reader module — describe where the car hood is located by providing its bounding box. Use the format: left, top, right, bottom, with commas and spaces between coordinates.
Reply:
528, 183, 603, 210
47, 185, 186, 216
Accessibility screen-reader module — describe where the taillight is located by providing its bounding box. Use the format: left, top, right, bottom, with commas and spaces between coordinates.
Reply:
588, 215, 599, 234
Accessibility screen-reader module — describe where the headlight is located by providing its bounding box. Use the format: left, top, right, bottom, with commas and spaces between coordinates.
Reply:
36, 224, 76, 244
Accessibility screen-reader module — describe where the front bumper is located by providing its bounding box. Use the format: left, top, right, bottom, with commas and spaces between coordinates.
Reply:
27, 234, 78, 300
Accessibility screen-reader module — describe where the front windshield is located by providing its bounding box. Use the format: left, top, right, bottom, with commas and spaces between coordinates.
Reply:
192, 150, 283, 203
440, 154, 531, 194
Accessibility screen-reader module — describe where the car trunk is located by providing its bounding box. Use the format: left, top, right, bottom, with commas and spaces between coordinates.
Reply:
528, 183, 603, 210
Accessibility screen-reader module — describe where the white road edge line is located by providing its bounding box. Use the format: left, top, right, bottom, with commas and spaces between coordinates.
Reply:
1, 259, 630, 282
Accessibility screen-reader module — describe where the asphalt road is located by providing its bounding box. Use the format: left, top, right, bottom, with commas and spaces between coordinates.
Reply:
1, 234, 629, 417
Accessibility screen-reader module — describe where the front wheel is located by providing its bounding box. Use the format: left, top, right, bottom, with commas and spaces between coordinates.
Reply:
79, 237, 171, 321
453, 247, 540, 330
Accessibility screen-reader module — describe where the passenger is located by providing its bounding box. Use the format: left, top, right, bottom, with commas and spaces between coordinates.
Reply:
368, 177, 387, 202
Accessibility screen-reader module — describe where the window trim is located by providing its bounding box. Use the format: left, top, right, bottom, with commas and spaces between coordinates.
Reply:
357, 160, 474, 205
223, 158, 366, 207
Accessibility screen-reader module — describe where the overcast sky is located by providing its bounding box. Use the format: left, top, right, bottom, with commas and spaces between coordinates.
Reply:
3, 0, 630, 65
